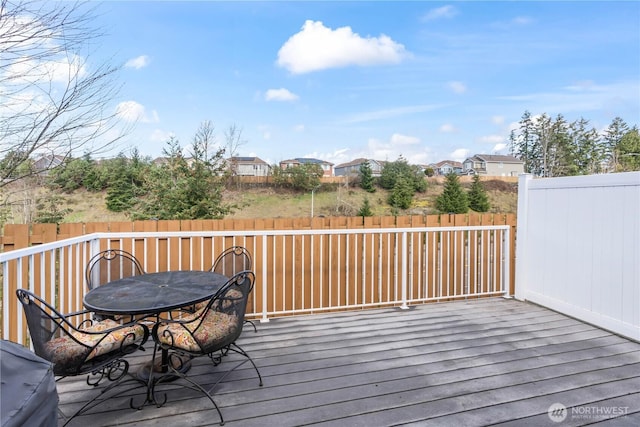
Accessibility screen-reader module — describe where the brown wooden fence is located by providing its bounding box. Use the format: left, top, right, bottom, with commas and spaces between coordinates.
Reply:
1, 214, 516, 343
1, 214, 517, 293
2, 214, 515, 251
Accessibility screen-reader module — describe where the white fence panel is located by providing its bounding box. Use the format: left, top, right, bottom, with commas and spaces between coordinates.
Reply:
515, 172, 640, 341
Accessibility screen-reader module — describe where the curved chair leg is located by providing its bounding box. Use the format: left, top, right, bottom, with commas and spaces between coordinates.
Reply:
153, 364, 225, 425
228, 342, 263, 386
244, 319, 257, 333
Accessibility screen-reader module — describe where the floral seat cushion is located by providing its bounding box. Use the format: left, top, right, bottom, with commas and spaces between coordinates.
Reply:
43, 319, 146, 367
193, 288, 243, 311
156, 310, 238, 352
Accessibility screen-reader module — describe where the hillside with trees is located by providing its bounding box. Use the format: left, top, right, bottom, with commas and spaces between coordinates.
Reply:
1, 113, 638, 226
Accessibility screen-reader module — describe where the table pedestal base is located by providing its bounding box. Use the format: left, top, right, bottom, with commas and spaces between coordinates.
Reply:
136, 352, 192, 383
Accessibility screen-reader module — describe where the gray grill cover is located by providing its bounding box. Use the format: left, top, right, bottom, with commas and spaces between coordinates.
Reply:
1, 339, 58, 427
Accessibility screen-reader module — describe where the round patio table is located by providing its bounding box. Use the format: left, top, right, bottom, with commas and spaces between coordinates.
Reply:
83, 270, 228, 316
83, 270, 230, 403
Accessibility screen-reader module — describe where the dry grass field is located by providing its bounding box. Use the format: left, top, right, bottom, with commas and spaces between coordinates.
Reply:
3, 177, 518, 224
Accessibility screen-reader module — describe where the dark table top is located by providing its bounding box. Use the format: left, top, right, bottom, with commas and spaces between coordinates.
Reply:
84, 271, 228, 315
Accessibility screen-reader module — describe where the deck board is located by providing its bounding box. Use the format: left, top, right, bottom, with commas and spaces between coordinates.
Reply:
56, 298, 640, 426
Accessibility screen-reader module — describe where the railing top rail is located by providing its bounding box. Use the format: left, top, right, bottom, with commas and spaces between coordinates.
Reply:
0, 225, 511, 261
92, 225, 510, 238
0, 234, 97, 261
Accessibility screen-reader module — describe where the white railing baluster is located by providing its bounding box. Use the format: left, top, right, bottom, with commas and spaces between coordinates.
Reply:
2, 225, 512, 343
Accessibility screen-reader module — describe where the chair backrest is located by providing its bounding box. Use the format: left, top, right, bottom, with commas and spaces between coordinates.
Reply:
183, 270, 255, 354
210, 246, 252, 277
16, 289, 148, 377
85, 249, 145, 290
16, 289, 66, 362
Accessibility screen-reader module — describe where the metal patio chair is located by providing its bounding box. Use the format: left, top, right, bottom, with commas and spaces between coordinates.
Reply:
16, 289, 149, 426
210, 246, 257, 332
150, 270, 262, 425
210, 246, 252, 276
85, 249, 145, 290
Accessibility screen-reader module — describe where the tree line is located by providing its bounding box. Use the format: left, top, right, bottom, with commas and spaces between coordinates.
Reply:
509, 113, 639, 176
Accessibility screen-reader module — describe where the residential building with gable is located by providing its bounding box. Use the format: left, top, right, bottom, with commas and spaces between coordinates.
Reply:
279, 158, 334, 177
432, 160, 463, 175
227, 156, 270, 176
334, 158, 384, 177
462, 154, 524, 176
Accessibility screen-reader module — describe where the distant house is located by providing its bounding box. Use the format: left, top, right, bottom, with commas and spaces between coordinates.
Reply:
33, 154, 65, 175
432, 160, 463, 176
462, 154, 524, 176
227, 156, 270, 176
279, 158, 334, 177
334, 158, 384, 177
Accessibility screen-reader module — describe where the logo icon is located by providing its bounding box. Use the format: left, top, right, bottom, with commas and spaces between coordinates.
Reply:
548, 402, 567, 423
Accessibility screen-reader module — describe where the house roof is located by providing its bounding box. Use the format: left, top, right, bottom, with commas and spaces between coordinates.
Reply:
228, 156, 269, 165
335, 158, 372, 168
467, 154, 522, 164
281, 158, 334, 166
434, 160, 463, 168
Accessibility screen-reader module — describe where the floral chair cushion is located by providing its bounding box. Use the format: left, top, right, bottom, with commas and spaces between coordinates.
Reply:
43, 319, 146, 367
156, 309, 238, 352
193, 288, 243, 311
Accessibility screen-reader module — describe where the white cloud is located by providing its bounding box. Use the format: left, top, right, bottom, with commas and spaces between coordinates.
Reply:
440, 123, 456, 133
479, 135, 505, 144
491, 16, 535, 29
447, 81, 467, 94
115, 101, 159, 123
125, 55, 150, 70
507, 121, 520, 133
294, 124, 305, 132
265, 88, 299, 102
150, 129, 173, 143
361, 133, 426, 163
450, 148, 469, 162
564, 80, 596, 91
257, 125, 272, 140
498, 80, 640, 115
492, 115, 505, 125
422, 5, 458, 22
492, 143, 508, 152
390, 133, 420, 145
305, 148, 351, 166
343, 104, 442, 124
512, 16, 533, 26
367, 138, 395, 160
277, 20, 408, 74
7, 55, 86, 85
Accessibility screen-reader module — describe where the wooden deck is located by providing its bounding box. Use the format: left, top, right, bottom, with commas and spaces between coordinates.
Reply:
57, 298, 640, 426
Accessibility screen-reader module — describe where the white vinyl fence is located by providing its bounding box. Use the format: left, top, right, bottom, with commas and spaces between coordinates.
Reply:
515, 172, 640, 341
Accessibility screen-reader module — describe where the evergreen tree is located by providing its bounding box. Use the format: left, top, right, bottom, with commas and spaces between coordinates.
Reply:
49, 155, 94, 192
509, 111, 538, 174
33, 195, 72, 224
105, 152, 146, 212
387, 176, 414, 209
617, 127, 640, 171
546, 114, 572, 177
132, 123, 234, 220
359, 161, 376, 193
571, 118, 602, 175
467, 174, 490, 212
357, 197, 373, 217
603, 117, 630, 171
379, 156, 427, 192
435, 173, 468, 214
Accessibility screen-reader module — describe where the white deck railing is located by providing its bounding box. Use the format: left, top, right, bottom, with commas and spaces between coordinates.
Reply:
2, 225, 511, 345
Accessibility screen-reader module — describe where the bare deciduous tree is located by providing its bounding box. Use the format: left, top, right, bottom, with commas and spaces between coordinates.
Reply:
224, 124, 246, 176
0, 0, 127, 188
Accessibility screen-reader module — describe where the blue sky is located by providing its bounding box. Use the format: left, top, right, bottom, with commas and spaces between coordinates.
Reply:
93, 1, 640, 166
